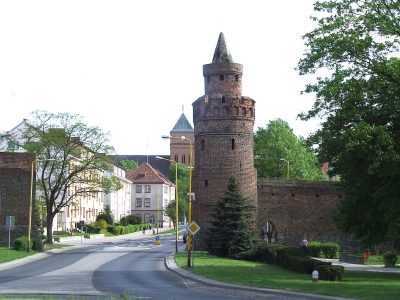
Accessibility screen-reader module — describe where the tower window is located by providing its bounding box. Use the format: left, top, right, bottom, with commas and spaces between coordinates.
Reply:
235, 74, 239, 82
174, 154, 178, 162
231, 138, 235, 150
219, 74, 224, 81
182, 154, 186, 164
204, 180, 208, 187
222, 96, 226, 103
201, 139, 205, 150
207, 76, 210, 82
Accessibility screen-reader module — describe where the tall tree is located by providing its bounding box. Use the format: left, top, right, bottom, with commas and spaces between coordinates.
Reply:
207, 177, 255, 257
22, 110, 121, 243
298, 0, 400, 248
119, 160, 138, 170
166, 163, 189, 223
254, 119, 323, 180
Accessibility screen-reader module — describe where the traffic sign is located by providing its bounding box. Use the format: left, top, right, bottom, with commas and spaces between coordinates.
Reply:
187, 221, 200, 235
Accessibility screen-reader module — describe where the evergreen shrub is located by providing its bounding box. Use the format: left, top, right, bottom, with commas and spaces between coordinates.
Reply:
86, 223, 102, 234
95, 219, 108, 230
315, 265, 344, 281
14, 236, 29, 251
320, 242, 340, 258
383, 252, 398, 267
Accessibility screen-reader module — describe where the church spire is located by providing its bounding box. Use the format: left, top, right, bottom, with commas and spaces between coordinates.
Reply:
212, 32, 233, 64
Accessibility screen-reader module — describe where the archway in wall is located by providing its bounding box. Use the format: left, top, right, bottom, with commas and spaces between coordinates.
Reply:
261, 221, 278, 243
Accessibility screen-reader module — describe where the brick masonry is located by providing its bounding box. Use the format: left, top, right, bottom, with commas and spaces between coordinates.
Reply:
257, 179, 342, 246
0, 152, 37, 246
192, 35, 257, 248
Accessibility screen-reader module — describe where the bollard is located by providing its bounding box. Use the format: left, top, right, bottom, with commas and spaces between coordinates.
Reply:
312, 270, 319, 282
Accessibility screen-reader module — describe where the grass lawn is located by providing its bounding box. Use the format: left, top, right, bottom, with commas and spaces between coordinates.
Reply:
158, 228, 176, 235
175, 251, 400, 300
0, 247, 36, 264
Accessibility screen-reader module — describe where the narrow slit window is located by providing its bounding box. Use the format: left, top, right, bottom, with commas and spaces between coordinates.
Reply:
201, 139, 205, 150
219, 74, 224, 81
231, 138, 235, 150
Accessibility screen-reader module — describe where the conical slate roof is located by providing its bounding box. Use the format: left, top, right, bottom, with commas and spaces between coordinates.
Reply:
212, 32, 233, 64
171, 113, 193, 132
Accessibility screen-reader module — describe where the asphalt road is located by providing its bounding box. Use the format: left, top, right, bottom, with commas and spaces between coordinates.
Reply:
0, 233, 234, 299
0, 232, 337, 300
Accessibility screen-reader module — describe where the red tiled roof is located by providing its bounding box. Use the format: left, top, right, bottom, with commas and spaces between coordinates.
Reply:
125, 162, 174, 186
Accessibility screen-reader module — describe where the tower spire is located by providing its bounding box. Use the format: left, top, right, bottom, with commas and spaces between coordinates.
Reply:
212, 32, 233, 64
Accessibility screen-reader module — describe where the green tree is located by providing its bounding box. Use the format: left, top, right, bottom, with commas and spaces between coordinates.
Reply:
96, 205, 114, 225
165, 163, 189, 223
21, 110, 121, 243
298, 1, 400, 248
207, 177, 255, 257
119, 160, 138, 170
254, 119, 323, 180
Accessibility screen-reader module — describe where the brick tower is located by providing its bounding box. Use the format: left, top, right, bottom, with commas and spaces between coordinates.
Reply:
192, 33, 257, 246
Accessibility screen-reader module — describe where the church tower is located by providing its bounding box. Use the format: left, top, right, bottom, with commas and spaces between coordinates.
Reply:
192, 33, 257, 243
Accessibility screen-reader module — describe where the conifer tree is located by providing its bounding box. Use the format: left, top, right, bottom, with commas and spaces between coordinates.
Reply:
207, 176, 255, 257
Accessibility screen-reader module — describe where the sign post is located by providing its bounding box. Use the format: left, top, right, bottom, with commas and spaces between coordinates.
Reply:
187, 221, 200, 267
6, 216, 15, 249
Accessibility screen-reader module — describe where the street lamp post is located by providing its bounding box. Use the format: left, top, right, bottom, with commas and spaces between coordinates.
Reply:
155, 156, 179, 253
161, 135, 193, 267
28, 158, 55, 252
280, 158, 290, 179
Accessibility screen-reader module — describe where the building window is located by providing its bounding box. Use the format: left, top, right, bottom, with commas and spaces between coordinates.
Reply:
136, 198, 142, 207
235, 74, 239, 82
136, 185, 142, 193
182, 154, 186, 164
222, 96, 226, 103
231, 138, 235, 150
207, 76, 210, 82
163, 186, 168, 194
144, 198, 151, 207
220, 74, 224, 81
174, 154, 178, 162
145, 185, 151, 193
201, 139, 205, 150
204, 179, 208, 187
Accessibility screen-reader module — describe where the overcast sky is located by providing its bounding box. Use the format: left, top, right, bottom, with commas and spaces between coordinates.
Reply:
0, 0, 321, 155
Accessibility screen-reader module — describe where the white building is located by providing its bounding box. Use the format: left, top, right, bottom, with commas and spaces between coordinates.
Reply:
126, 162, 175, 227
103, 164, 132, 223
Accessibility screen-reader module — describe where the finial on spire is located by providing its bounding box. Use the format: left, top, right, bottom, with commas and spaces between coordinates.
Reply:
182, 104, 184, 113
212, 32, 233, 64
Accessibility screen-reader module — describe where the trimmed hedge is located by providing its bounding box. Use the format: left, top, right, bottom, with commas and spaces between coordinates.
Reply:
321, 242, 340, 259
276, 246, 331, 274
229, 240, 287, 263
14, 236, 41, 251
307, 241, 322, 257
86, 223, 102, 234
316, 265, 344, 281
107, 223, 150, 236
308, 241, 339, 259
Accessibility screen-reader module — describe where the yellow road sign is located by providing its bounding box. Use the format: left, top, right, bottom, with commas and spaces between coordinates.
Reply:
187, 221, 200, 235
